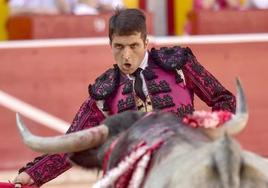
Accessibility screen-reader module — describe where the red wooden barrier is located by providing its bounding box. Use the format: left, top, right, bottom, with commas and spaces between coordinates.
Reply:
7, 13, 153, 40
188, 9, 268, 35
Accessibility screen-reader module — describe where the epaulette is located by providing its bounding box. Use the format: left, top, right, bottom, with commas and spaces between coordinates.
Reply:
88, 65, 120, 100
150, 46, 192, 71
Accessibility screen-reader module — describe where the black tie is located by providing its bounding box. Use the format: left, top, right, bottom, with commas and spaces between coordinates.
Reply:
132, 68, 146, 102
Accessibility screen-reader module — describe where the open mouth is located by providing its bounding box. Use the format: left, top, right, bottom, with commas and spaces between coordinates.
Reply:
123, 63, 132, 69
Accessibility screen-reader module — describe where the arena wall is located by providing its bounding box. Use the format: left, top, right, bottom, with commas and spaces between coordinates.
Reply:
0, 36, 267, 170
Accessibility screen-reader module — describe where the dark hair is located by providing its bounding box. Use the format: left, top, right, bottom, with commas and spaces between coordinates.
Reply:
108, 8, 147, 44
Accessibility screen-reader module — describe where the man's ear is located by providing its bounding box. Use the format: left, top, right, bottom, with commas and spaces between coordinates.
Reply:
144, 38, 149, 48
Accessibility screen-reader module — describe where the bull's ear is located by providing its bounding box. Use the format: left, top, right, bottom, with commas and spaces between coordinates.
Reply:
68, 149, 101, 169
240, 151, 268, 187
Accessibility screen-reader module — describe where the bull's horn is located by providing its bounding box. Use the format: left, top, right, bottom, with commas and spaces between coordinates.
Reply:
203, 78, 249, 139
16, 113, 109, 154
223, 78, 249, 135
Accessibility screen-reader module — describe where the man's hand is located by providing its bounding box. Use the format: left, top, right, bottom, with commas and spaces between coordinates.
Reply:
13, 172, 34, 187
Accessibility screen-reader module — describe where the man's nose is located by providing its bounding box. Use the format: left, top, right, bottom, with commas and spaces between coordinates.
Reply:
122, 46, 131, 60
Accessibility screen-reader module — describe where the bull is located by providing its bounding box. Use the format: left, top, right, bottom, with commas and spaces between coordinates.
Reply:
16, 79, 268, 188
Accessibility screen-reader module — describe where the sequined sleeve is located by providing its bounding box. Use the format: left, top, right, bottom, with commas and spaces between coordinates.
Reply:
182, 48, 236, 113
19, 97, 106, 186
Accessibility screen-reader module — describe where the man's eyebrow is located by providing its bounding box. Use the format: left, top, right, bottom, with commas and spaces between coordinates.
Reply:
113, 42, 139, 46
129, 42, 139, 45
113, 42, 124, 46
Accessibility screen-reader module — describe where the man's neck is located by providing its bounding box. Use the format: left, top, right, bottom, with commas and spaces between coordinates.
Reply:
139, 51, 149, 70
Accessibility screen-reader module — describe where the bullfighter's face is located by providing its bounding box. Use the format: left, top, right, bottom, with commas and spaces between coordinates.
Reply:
111, 32, 148, 75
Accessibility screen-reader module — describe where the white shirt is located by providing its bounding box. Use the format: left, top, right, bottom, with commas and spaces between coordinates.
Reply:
98, 0, 124, 9
251, 0, 268, 9
9, 0, 59, 11
73, 0, 123, 15
128, 52, 149, 96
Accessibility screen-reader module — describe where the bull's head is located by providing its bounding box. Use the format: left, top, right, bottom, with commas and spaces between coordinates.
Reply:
16, 79, 268, 188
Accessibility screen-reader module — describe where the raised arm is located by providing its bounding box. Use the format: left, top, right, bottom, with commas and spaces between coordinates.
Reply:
182, 47, 236, 113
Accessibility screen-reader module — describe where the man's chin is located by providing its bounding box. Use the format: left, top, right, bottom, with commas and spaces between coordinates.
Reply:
120, 68, 134, 75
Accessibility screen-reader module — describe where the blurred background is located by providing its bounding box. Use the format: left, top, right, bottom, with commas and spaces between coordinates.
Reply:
1, 0, 268, 187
